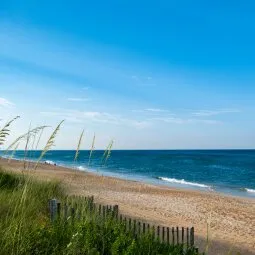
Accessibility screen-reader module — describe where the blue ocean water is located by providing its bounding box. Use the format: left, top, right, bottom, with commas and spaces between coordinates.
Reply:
2, 150, 255, 198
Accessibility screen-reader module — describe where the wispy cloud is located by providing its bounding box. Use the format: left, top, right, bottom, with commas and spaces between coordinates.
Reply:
67, 97, 90, 102
132, 108, 170, 113
40, 109, 150, 129
132, 107, 221, 125
0, 98, 14, 108
145, 108, 168, 112
82, 86, 90, 90
151, 116, 221, 125
130, 75, 155, 87
192, 109, 241, 117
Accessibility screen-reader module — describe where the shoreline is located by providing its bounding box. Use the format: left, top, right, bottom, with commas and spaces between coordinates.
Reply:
4, 155, 255, 200
1, 158, 255, 255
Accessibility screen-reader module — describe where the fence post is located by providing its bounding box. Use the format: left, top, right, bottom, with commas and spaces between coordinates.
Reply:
124, 217, 127, 231
182, 227, 184, 244
133, 219, 137, 237
138, 222, 141, 236
152, 226, 155, 240
71, 207, 75, 221
49, 199, 58, 222
57, 201, 61, 218
172, 227, 175, 244
157, 226, 160, 241
176, 227, 179, 244
113, 205, 119, 219
162, 227, 165, 242
143, 223, 146, 234
103, 206, 106, 218
64, 203, 68, 220
190, 227, 194, 246
147, 223, 150, 233
167, 227, 170, 244
187, 227, 189, 247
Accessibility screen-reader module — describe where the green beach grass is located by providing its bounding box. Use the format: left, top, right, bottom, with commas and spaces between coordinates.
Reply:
0, 117, 203, 254
0, 168, 202, 255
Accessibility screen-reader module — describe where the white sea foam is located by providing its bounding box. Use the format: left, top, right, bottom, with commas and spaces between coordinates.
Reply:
158, 177, 211, 189
77, 166, 85, 171
45, 160, 55, 165
245, 188, 255, 193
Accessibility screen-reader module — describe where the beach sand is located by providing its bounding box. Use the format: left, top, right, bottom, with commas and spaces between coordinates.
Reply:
1, 158, 254, 255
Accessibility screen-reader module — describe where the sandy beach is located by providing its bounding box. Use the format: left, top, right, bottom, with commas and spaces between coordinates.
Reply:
1, 158, 254, 255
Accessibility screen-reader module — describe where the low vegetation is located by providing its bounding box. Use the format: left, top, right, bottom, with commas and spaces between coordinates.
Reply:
0, 117, 203, 254
0, 168, 202, 255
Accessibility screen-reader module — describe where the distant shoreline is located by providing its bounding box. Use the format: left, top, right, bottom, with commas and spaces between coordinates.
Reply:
0, 157, 254, 255
1, 151, 255, 200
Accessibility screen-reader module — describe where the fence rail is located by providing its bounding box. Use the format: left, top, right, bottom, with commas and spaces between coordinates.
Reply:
49, 195, 196, 248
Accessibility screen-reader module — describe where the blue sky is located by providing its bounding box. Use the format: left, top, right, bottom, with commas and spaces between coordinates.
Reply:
0, 0, 255, 149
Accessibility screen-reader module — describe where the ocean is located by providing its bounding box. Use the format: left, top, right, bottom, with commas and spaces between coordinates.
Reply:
2, 150, 255, 198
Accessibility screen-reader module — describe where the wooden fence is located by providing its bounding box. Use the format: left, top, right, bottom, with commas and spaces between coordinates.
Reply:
49, 195, 196, 248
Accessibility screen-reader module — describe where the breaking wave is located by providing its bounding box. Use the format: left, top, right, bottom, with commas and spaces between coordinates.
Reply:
45, 160, 55, 165
77, 166, 86, 171
245, 188, 255, 193
158, 177, 211, 189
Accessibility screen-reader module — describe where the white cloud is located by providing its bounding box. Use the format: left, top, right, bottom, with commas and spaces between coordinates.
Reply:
145, 108, 168, 112
130, 75, 156, 87
131, 109, 144, 113
192, 109, 240, 117
151, 117, 220, 125
132, 108, 221, 125
0, 98, 14, 107
67, 98, 90, 102
40, 109, 150, 129
132, 108, 169, 113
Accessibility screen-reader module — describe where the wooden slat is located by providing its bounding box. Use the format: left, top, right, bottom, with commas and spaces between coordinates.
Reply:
157, 226, 160, 241
152, 226, 155, 240
172, 227, 175, 244
167, 227, 170, 244
49, 196, 197, 249
147, 223, 150, 234
143, 223, 146, 234
190, 227, 194, 246
124, 217, 127, 231
182, 227, 184, 244
187, 227, 189, 247
133, 219, 137, 237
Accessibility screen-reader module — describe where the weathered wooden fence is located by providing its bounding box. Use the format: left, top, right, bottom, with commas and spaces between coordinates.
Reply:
49, 195, 196, 248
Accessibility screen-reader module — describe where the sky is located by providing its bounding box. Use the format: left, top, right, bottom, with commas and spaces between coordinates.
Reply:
0, 0, 255, 149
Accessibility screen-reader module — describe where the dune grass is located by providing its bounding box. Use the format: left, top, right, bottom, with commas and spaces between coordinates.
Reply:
0, 168, 202, 255
0, 117, 203, 254
0, 167, 64, 255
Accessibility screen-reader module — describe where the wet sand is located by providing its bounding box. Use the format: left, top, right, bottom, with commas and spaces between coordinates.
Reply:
1, 158, 254, 255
